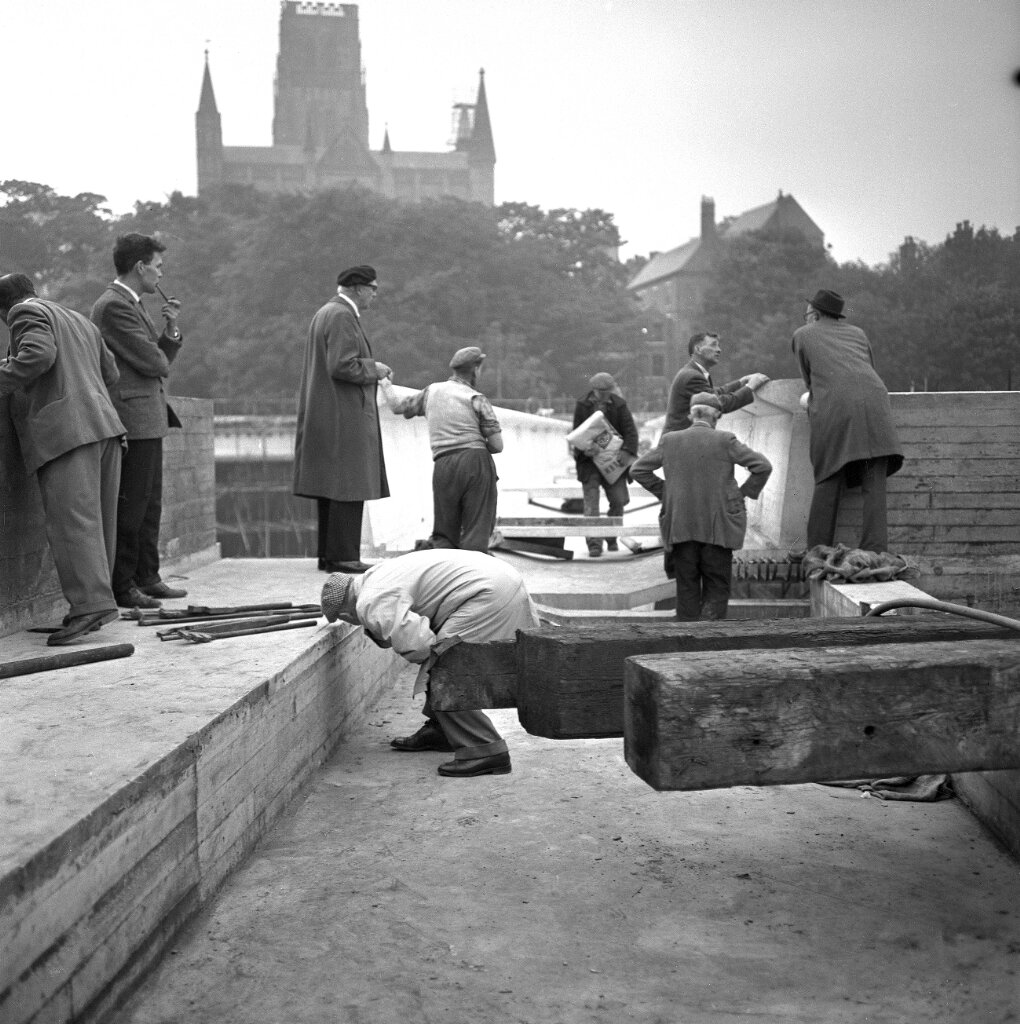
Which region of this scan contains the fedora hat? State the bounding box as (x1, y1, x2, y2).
(806, 289, 846, 319)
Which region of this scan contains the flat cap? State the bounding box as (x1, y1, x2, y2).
(337, 265, 377, 287)
(589, 372, 616, 390)
(450, 346, 486, 369)
(690, 391, 723, 411)
(321, 573, 357, 623)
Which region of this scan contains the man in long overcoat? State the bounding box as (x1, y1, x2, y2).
(792, 289, 903, 552)
(632, 392, 771, 620)
(1, 274, 125, 644)
(293, 265, 392, 573)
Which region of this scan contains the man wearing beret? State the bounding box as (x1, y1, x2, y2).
(792, 289, 903, 552)
(631, 392, 771, 620)
(321, 549, 539, 777)
(293, 265, 392, 573)
(664, 332, 769, 434)
(381, 345, 502, 551)
(571, 372, 638, 558)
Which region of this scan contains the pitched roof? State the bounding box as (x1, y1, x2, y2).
(626, 237, 702, 290)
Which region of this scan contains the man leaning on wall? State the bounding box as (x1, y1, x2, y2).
(0, 273, 125, 645)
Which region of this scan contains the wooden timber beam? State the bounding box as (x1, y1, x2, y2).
(624, 639, 1020, 791)
(428, 617, 1019, 739)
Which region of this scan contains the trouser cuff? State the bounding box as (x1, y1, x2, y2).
(454, 738, 509, 760)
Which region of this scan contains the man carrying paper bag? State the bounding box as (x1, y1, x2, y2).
(568, 373, 638, 558)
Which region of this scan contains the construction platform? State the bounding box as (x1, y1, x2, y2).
(2, 555, 1018, 1024)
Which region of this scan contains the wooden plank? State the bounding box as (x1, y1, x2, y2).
(493, 538, 573, 559)
(427, 618, 1020, 740)
(810, 579, 929, 618)
(497, 516, 623, 527)
(428, 639, 519, 709)
(624, 639, 1020, 791)
(886, 493, 1019, 511)
(890, 475, 1020, 494)
(498, 524, 661, 538)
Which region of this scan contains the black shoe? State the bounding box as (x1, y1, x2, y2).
(390, 723, 455, 752)
(324, 560, 372, 574)
(47, 609, 118, 647)
(317, 558, 327, 571)
(139, 581, 188, 599)
(116, 586, 162, 609)
(437, 753, 512, 778)
(606, 539, 619, 552)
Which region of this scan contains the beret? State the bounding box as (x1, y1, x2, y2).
(337, 265, 377, 287)
(450, 346, 486, 369)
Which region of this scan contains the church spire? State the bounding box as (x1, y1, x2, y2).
(381, 125, 392, 154)
(198, 49, 219, 114)
(468, 68, 496, 164)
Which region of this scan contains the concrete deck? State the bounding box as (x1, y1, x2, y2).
(3, 555, 1019, 1024)
(109, 664, 1020, 1024)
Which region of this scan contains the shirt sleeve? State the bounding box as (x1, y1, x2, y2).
(357, 589, 437, 664)
(0, 304, 57, 396)
(630, 446, 665, 499)
(390, 386, 429, 419)
(471, 393, 502, 438)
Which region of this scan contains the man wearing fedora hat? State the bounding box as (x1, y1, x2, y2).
(793, 289, 904, 553)
(381, 345, 502, 551)
(293, 265, 393, 573)
(631, 391, 771, 620)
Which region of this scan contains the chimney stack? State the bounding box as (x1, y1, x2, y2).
(701, 196, 716, 245)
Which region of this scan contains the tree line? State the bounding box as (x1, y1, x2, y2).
(1, 179, 1016, 412)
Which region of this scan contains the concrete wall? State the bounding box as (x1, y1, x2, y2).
(214, 390, 574, 556)
(0, 397, 219, 637)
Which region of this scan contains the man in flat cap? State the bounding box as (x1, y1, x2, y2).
(631, 392, 771, 620)
(792, 289, 903, 552)
(294, 265, 392, 572)
(571, 372, 638, 558)
(380, 345, 502, 551)
(664, 332, 770, 434)
(321, 548, 539, 777)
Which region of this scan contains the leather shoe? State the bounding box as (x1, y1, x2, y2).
(117, 586, 162, 609)
(139, 581, 188, 599)
(47, 609, 118, 647)
(390, 723, 454, 753)
(324, 560, 372, 574)
(438, 753, 512, 778)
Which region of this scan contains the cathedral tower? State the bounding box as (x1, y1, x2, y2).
(272, 2, 370, 152)
(195, 52, 223, 192)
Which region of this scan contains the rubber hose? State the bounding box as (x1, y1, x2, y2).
(865, 597, 1020, 632)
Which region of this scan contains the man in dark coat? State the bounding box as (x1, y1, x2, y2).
(792, 289, 904, 552)
(572, 372, 638, 558)
(91, 233, 185, 610)
(293, 265, 392, 573)
(664, 332, 769, 433)
(632, 392, 771, 621)
(1, 274, 125, 645)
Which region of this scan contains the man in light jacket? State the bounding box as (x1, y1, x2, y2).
(1, 274, 125, 645)
(631, 392, 771, 620)
(321, 548, 539, 778)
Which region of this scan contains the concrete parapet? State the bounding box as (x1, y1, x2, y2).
(0, 559, 406, 1024)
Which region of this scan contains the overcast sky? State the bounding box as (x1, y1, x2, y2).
(5, 0, 1018, 266)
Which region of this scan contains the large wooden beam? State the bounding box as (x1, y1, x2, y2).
(428, 618, 1019, 738)
(624, 639, 1020, 791)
